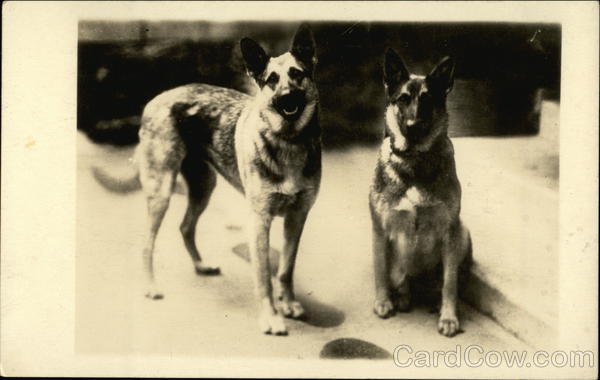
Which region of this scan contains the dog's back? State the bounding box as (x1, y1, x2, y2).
(138, 83, 250, 193)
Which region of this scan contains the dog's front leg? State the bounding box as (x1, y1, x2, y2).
(438, 235, 461, 337)
(276, 206, 309, 319)
(373, 221, 394, 318)
(248, 210, 287, 335)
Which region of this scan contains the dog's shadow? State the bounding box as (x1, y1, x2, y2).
(232, 243, 345, 328)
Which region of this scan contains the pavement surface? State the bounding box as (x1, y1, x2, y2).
(76, 123, 542, 359)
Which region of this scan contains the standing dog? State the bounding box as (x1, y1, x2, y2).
(136, 25, 320, 335)
(369, 48, 471, 337)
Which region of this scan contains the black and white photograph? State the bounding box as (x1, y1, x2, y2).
(1, 2, 598, 378)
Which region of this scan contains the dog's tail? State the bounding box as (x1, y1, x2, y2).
(91, 165, 141, 193)
(92, 163, 187, 195)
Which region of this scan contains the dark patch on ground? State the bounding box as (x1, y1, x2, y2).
(320, 337, 392, 360)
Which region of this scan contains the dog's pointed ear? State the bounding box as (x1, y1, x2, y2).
(291, 24, 317, 74)
(240, 37, 269, 81)
(383, 48, 409, 96)
(427, 56, 455, 95)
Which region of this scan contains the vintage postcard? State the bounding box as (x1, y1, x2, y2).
(1, 1, 598, 378)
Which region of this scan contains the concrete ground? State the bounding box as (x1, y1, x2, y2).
(76, 112, 560, 360)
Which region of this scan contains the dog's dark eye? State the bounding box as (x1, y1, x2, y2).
(289, 67, 305, 81)
(266, 72, 279, 86)
(397, 93, 411, 104)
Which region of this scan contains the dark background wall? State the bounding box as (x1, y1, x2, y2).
(78, 21, 560, 149)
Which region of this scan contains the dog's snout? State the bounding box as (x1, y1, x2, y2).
(273, 90, 306, 121)
(278, 87, 292, 96)
(278, 90, 303, 105)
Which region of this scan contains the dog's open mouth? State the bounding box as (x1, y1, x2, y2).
(282, 105, 299, 116)
(274, 91, 306, 121)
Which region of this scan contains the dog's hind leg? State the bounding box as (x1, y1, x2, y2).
(140, 167, 178, 300)
(179, 156, 221, 275)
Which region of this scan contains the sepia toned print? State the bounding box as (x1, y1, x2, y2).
(77, 18, 559, 356)
(2, 2, 598, 378)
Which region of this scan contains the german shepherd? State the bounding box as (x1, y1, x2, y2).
(369, 48, 471, 337)
(133, 25, 320, 335)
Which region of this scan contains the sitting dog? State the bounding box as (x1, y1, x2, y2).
(369, 48, 472, 337)
(136, 25, 321, 335)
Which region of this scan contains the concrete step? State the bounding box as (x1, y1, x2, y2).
(455, 101, 559, 349)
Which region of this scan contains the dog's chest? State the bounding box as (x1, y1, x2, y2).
(371, 156, 451, 235)
(277, 168, 306, 194)
(377, 185, 443, 223)
(266, 154, 313, 212)
(374, 186, 450, 273)
(250, 177, 311, 216)
(235, 112, 319, 214)
(393, 186, 430, 212)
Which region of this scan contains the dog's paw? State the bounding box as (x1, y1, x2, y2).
(194, 262, 221, 276)
(437, 317, 461, 337)
(259, 310, 288, 336)
(278, 300, 306, 319)
(373, 299, 395, 319)
(394, 293, 412, 312)
(145, 288, 164, 300)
